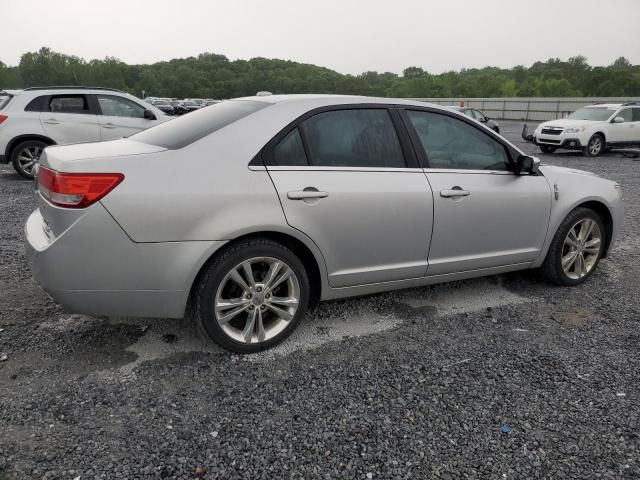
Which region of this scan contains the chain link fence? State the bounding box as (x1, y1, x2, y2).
(409, 97, 640, 121)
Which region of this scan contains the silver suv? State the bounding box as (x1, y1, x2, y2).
(0, 86, 168, 178)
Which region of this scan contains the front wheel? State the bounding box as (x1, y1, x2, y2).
(539, 145, 556, 154)
(542, 208, 605, 286)
(194, 238, 310, 353)
(583, 134, 604, 157)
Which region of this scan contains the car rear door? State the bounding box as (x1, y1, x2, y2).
(401, 108, 551, 275)
(608, 108, 634, 144)
(264, 106, 434, 288)
(95, 94, 158, 140)
(39, 94, 101, 144)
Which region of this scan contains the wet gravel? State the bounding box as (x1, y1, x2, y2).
(1, 122, 639, 479)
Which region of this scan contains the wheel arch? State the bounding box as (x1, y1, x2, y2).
(186, 230, 327, 316)
(575, 200, 614, 258)
(6, 134, 56, 159)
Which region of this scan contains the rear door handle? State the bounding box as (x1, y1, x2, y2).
(43, 118, 59, 125)
(287, 190, 329, 200)
(440, 188, 470, 198)
(101, 123, 117, 129)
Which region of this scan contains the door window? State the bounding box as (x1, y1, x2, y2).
(299, 109, 405, 168)
(633, 108, 640, 122)
(616, 108, 633, 122)
(48, 95, 90, 114)
(472, 110, 486, 121)
(97, 94, 146, 118)
(406, 110, 508, 170)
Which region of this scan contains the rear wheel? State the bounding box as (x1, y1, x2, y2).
(583, 134, 604, 157)
(539, 145, 556, 154)
(11, 139, 46, 179)
(542, 208, 605, 286)
(194, 238, 310, 353)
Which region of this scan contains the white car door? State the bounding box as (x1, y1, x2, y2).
(39, 94, 101, 144)
(95, 94, 160, 140)
(402, 108, 552, 276)
(607, 107, 635, 144)
(265, 107, 434, 288)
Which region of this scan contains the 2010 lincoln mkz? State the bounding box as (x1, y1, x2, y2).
(25, 95, 624, 353)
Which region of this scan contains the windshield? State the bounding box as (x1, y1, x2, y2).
(0, 93, 13, 111)
(130, 100, 269, 149)
(567, 107, 616, 121)
(183, 101, 196, 106)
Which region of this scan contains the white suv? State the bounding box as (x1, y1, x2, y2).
(532, 103, 640, 157)
(0, 87, 169, 178)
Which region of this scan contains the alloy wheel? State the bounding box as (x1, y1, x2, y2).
(16, 145, 43, 176)
(588, 137, 603, 156)
(214, 256, 300, 344)
(561, 218, 602, 279)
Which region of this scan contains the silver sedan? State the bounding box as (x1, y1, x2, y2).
(26, 95, 624, 353)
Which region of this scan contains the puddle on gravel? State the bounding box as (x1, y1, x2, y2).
(110, 277, 534, 368)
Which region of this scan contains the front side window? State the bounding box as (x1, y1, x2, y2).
(48, 95, 90, 114)
(98, 95, 146, 118)
(633, 108, 640, 122)
(299, 109, 405, 168)
(406, 110, 509, 170)
(472, 110, 486, 122)
(616, 108, 633, 123)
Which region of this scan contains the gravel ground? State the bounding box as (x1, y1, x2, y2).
(1, 122, 639, 479)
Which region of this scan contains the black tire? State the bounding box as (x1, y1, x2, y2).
(539, 145, 556, 154)
(11, 139, 47, 179)
(194, 238, 310, 353)
(542, 207, 605, 286)
(583, 134, 604, 157)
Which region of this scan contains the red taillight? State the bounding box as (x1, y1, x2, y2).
(0, 115, 7, 125)
(38, 167, 124, 209)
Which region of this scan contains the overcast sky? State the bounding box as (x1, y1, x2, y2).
(2, 0, 639, 74)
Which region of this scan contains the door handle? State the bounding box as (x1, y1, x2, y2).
(101, 123, 117, 129)
(440, 188, 470, 198)
(43, 118, 59, 125)
(287, 190, 329, 200)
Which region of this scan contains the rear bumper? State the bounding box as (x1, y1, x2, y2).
(25, 204, 226, 318)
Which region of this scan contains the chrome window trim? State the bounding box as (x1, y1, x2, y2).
(260, 166, 424, 173)
(423, 168, 514, 175)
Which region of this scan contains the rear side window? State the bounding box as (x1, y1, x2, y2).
(272, 128, 307, 166)
(300, 109, 405, 168)
(48, 95, 90, 114)
(130, 100, 269, 149)
(25, 95, 47, 112)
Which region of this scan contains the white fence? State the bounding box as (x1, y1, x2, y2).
(409, 97, 640, 121)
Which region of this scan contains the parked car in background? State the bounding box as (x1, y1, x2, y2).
(205, 100, 222, 106)
(151, 100, 175, 115)
(529, 103, 640, 157)
(176, 100, 200, 114)
(0, 87, 169, 178)
(26, 95, 623, 353)
(448, 106, 500, 133)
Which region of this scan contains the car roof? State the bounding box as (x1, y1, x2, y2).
(234, 93, 442, 109)
(586, 104, 622, 108)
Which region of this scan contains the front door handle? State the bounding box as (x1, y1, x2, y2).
(287, 189, 329, 200)
(101, 123, 117, 129)
(43, 118, 59, 125)
(440, 188, 470, 198)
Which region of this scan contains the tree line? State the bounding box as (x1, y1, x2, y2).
(1, 47, 639, 99)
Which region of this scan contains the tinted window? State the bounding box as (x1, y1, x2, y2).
(617, 108, 632, 122)
(130, 100, 269, 149)
(406, 110, 508, 170)
(300, 109, 405, 168)
(25, 95, 46, 112)
(271, 128, 307, 166)
(633, 108, 640, 122)
(473, 110, 486, 121)
(97, 94, 146, 118)
(48, 95, 90, 114)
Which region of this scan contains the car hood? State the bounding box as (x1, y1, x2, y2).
(537, 118, 603, 129)
(40, 139, 166, 171)
(538, 164, 599, 178)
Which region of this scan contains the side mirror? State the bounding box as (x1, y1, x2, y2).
(612, 116, 625, 124)
(515, 155, 540, 175)
(143, 109, 156, 120)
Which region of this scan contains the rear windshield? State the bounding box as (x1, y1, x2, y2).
(130, 100, 269, 149)
(0, 93, 13, 111)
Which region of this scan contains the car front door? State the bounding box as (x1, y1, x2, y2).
(39, 94, 101, 145)
(264, 107, 434, 288)
(402, 108, 552, 276)
(608, 108, 635, 144)
(95, 94, 158, 140)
